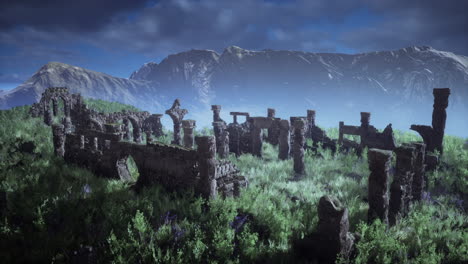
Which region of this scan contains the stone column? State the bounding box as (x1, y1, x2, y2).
(211, 105, 223, 122)
(52, 124, 65, 157)
(182, 119, 196, 149)
(123, 119, 132, 141)
(411, 88, 451, 154)
(145, 131, 153, 144)
(133, 125, 142, 144)
(266, 108, 278, 145)
(411, 143, 426, 201)
(44, 105, 53, 126)
(165, 99, 188, 145)
(293, 119, 306, 176)
(196, 136, 217, 199)
(389, 146, 416, 226)
(306, 110, 316, 138)
(360, 112, 371, 147)
(360, 112, 370, 129)
(62, 116, 72, 134)
(368, 148, 393, 225)
(153, 114, 164, 138)
(51, 99, 59, 116)
(267, 108, 275, 118)
(213, 121, 226, 154)
(278, 120, 290, 160)
(315, 196, 354, 263)
(432, 88, 450, 154)
(219, 130, 230, 159)
(251, 125, 263, 157)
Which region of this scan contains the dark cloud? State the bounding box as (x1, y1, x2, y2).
(0, 0, 466, 82)
(0, 0, 148, 32)
(341, 0, 468, 55)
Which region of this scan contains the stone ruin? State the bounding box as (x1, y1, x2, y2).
(165, 99, 188, 145)
(33, 88, 247, 198)
(339, 112, 396, 152)
(294, 195, 355, 263)
(292, 119, 306, 176)
(306, 110, 337, 152)
(411, 88, 450, 154)
(389, 145, 416, 226)
(411, 88, 451, 172)
(367, 148, 393, 226)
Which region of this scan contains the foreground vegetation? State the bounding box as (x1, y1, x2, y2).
(0, 101, 467, 263)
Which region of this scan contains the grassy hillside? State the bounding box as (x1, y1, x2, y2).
(0, 101, 467, 263)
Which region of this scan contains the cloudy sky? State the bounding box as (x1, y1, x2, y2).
(1, 0, 467, 90)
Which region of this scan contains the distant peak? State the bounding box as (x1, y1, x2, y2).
(42, 61, 69, 68)
(402, 46, 434, 52)
(224, 46, 247, 53)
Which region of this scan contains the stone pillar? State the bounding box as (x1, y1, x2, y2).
(62, 116, 72, 134)
(153, 114, 164, 138)
(367, 148, 393, 225)
(306, 110, 315, 138)
(44, 105, 53, 126)
(315, 196, 354, 263)
(123, 119, 132, 141)
(432, 88, 450, 154)
(165, 99, 188, 145)
(219, 130, 230, 159)
(307, 110, 316, 127)
(267, 108, 275, 118)
(266, 108, 278, 146)
(360, 112, 371, 148)
(360, 112, 370, 129)
(133, 125, 142, 144)
(278, 120, 290, 160)
(251, 124, 263, 157)
(211, 105, 223, 122)
(145, 131, 153, 144)
(196, 136, 217, 199)
(389, 145, 416, 226)
(411, 143, 426, 201)
(52, 99, 59, 116)
(52, 124, 65, 157)
(293, 119, 306, 176)
(63, 100, 71, 118)
(213, 121, 226, 154)
(182, 119, 196, 149)
(411, 88, 451, 154)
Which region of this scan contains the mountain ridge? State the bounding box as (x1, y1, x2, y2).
(1, 46, 467, 136)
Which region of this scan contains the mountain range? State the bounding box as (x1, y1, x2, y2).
(1, 46, 467, 137)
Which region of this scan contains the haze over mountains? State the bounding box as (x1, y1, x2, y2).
(1, 46, 467, 137)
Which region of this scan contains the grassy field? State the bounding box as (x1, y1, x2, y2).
(0, 100, 467, 263)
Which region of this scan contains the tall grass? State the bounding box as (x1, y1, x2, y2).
(0, 102, 466, 263)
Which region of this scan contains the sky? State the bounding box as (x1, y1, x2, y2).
(0, 0, 467, 90)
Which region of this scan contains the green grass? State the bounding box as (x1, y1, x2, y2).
(84, 98, 141, 113)
(0, 103, 467, 263)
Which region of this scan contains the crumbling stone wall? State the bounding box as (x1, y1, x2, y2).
(306, 110, 337, 152)
(294, 196, 354, 264)
(339, 112, 396, 151)
(389, 145, 416, 226)
(165, 99, 188, 145)
(411, 88, 451, 154)
(368, 148, 393, 225)
(226, 112, 251, 156)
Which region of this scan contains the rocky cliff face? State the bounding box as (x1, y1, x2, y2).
(0, 62, 165, 111)
(2, 46, 467, 136)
